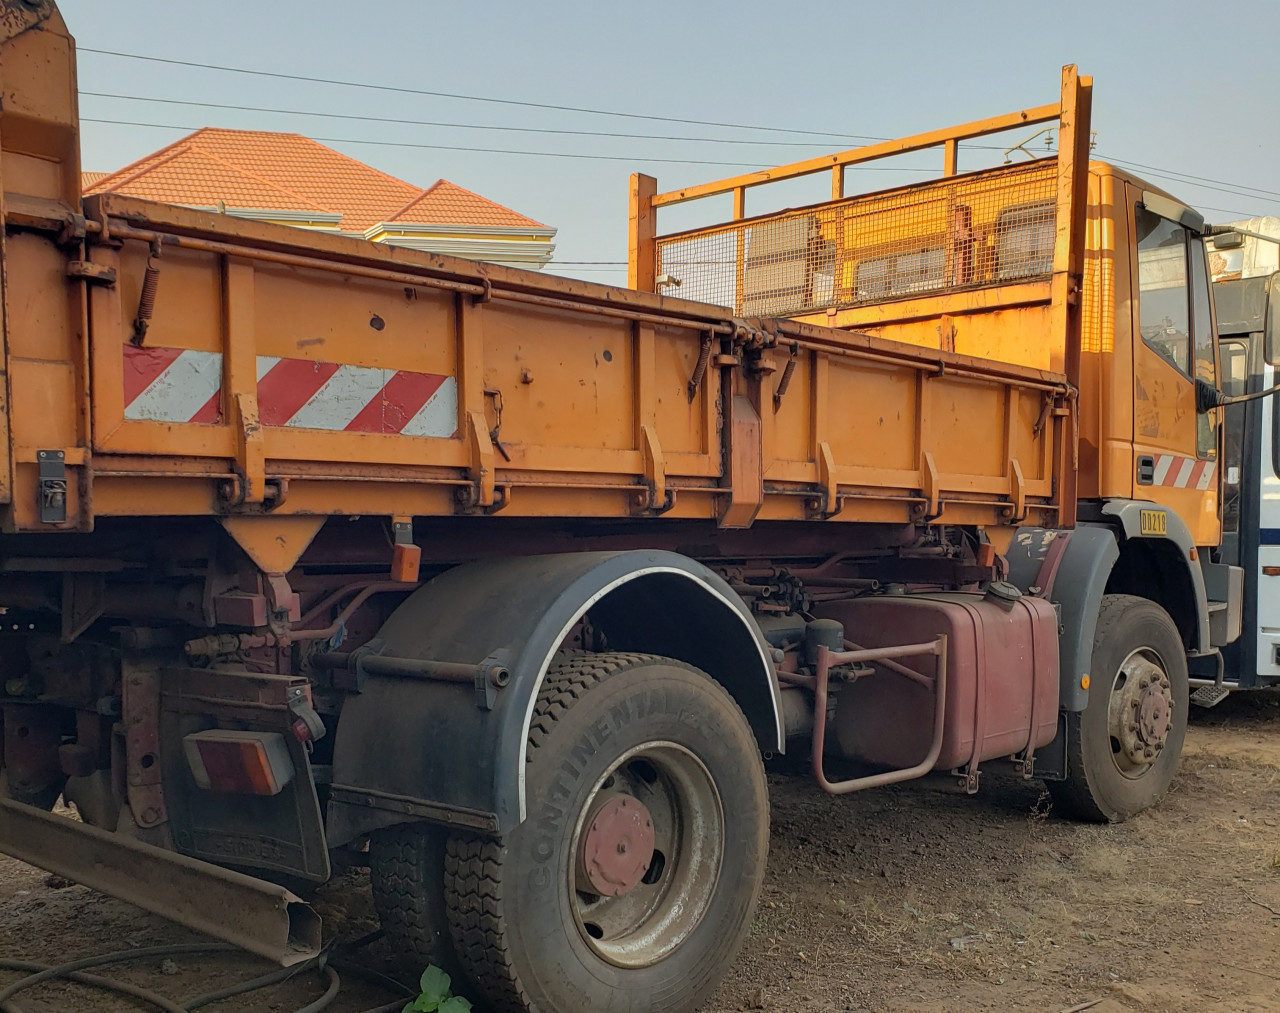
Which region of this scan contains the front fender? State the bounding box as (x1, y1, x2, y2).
(327, 550, 778, 843)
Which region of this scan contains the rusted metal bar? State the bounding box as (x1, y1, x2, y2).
(843, 638, 933, 687)
(0, 797, 321, 966)
(109, 224, 735, 336)
(311, 650, 508, 686)
(109, 224, 487, 297)
(288, 580, 410, 643)
(776, 333, 1070, 394)
(775, 669, 817, 689)
(495, 287, 733, 334)
(810, 636, 948, 795)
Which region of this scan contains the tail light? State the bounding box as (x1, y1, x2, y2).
(183, 730, 295, 796)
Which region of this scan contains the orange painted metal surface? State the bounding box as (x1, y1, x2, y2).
(632, 67, 1221, 549)
(1, 9, 1085, 571)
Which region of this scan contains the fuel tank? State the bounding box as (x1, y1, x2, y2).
(815, 588, 1059, 771)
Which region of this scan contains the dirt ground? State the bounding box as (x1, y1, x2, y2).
(2, 692, 1279, 1013)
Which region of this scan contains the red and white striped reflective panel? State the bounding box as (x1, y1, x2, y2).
(122, 345, 457, 437)
(1151, 454, 1217, 490)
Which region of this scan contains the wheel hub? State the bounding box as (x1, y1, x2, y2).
(576, 794, 655, 898)
(1111, 653, 1173, 767)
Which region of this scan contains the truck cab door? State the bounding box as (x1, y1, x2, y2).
(1128, 186, 1221, 547)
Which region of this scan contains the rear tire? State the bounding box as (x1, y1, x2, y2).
(369, 822, 459, 975)
(445, 652, 768, 1013)
(1049, 594, 1188, 822)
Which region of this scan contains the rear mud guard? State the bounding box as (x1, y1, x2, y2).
(327, 549, 780, 843)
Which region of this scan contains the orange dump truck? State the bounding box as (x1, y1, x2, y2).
(0, 3, 1245, 1010)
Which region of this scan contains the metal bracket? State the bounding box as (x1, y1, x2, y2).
(61, 572, 106, 643)
(122, 660, 167, 829)
(37, 450, 67, 525)
(1011, 751, 1036, 779)
(314, 641, 511, 711)
(65, 260, 116, 285)
(637, 424, 674, 514)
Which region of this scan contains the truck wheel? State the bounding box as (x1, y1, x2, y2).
(369, 822, 459, 974)
(1049, 594, 1188, 822)
(445, 652, 768, 1013)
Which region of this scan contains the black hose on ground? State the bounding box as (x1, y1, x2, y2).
(0, 943, 234, 1010)
(0, 957, 190, 1013)
(0, 940, 372, 1013)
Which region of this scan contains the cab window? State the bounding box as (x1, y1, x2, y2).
(1135, 206, 1191, 375)
(1189, 238, 1218, 459)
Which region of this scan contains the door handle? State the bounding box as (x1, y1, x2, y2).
(1137, 455, 1155, 485)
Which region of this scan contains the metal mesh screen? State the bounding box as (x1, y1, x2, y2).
(656, 159, 1058, 317)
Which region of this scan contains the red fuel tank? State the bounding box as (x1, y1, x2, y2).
(815, 589, 1059, 772)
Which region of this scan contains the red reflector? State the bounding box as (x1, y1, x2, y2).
(184, 730, 295, 796)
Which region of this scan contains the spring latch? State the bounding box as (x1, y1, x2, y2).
(130, 240, 163, 346)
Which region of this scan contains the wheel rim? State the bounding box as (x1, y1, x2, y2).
(568, 741, 724, 968)
(1106, 647, 1175, 778)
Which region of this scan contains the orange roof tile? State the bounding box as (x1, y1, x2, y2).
(386, 179, 547, 230)
(85, 128, 547, 233)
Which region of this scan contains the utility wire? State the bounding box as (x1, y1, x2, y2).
(78, 47, 881, 143)
(80, 91, 867, 149)
(80, 117, 942, 172)
(1100, 155, 1280, 203)
(1097, 152, 1280, 208)
(80, 119, 765, 168)
(83, 114, 1279, 208)
(75, 53, 1278, 211)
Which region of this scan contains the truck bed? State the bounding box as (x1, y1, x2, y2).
(7, 192, 1070, 551)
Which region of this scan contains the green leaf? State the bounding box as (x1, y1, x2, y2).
(439, 997, 473, 1013)
(418, 965, 452, 1004)
(408, 997, 439, 1012)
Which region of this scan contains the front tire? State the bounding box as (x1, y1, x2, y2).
(1049, 594, 1188, 822)
(445, 652, 768, 1013)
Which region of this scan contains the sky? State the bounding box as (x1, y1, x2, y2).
(60, 0, 1280, 288)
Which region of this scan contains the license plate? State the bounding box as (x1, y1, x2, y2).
(1140, 509, 1167, 536)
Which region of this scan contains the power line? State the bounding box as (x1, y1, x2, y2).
(78, 47, 881, 144)
(1097, 152, 1280, 208)
(74, 52, 1279, 214)
(79, 117, 942, 173)
(1100, 155, 1280, 203)
(80, 119, 762, 168)
(80, 92, 868, 150)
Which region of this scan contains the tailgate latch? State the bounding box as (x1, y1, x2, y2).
(37, 450, 67, 524)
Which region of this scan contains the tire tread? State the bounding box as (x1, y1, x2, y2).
(1048, 593, 1185, 822)
(445, 651, 670, 1013)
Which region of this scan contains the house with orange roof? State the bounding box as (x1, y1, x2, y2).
(84, 128, 556, 270)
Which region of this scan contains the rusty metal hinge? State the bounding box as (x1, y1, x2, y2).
(66, 260, 117, 285)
